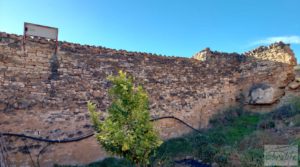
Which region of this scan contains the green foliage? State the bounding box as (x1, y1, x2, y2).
(88, 71, 162, 166)
(152, 137, 195, 166)
(222, 115, 260, 144)
(240, 148, 264, 167)
(208, 111, 260, 145)
(258, 119, 275, 129)
(87, 101, 101, 130)
(209, 106, 244, 126)
(213, 146, 233, 167)
(151, 108, 261, 166)
(290, 96, 300, 112)
(291, 114, 300, 126)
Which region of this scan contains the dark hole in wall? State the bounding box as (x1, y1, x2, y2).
(237, 54, 246, 63)
(49, 84, 56, 97)
(48, 53, 59, 97)
(49, 53, 59, 80)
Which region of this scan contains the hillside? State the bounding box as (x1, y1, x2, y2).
(57, 98, 300, 167)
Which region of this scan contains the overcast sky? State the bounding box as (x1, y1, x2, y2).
(0, 0, 299, 62)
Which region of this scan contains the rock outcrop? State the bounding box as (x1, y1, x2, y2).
(247, 84, 285, 104)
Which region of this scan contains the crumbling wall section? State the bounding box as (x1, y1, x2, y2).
(0, 32, 296, 166)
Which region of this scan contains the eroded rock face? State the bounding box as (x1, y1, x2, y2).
(192, 47, 212, 61)
(247, 84, 285, 104)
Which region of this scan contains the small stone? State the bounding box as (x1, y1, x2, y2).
(0, 102, 7, 111)
(289, 81, 300, 90)
(212, 162, 219, 167)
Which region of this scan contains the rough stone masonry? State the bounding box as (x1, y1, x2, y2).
(0, 32, 297, 166)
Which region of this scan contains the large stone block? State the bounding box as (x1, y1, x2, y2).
(289, 81, 300, 90)
(247, 84, 285, 105)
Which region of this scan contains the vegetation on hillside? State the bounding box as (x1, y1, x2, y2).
(150, 98, 300, 167)
(58, 96, 300, 167)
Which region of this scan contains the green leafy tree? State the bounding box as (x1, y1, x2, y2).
(88, 71, 162, 166)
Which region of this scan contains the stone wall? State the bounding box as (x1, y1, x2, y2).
(0, 32, 296, 166)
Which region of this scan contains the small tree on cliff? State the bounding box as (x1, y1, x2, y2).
(88, 71, 162, 166)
